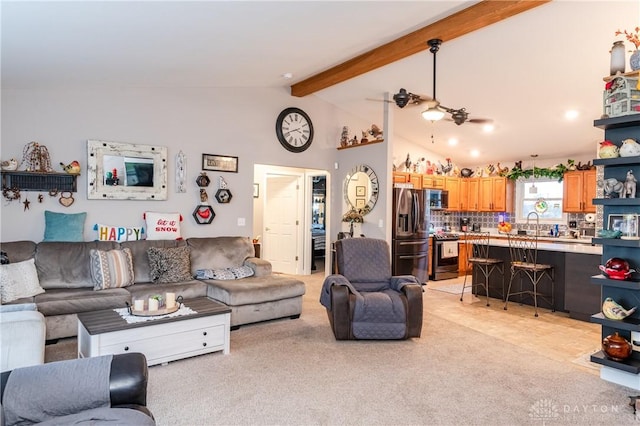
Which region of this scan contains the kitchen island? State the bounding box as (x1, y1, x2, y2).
(470, 236, 602, 322)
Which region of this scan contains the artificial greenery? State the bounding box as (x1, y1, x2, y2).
(504, 160, 573, 182)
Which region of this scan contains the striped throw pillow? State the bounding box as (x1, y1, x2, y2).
(90, 248, 135, 290)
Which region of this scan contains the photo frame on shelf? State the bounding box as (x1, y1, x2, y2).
(202, 154, 238, 173)
(608, 213, 640, 240)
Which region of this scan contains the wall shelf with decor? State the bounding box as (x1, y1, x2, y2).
(337, 139, 384, 150)
(589, 112, 640, 389)
(1, 171, 77, 192)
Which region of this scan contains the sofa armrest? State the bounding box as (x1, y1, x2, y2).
(329, 285, 352, 340)
(244, 257, 272, 277)
(109, 352, 149, 408)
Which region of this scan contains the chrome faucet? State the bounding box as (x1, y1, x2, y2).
(526, 211, 540, 235)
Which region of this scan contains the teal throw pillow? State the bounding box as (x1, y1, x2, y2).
(43, 210, 87, 242)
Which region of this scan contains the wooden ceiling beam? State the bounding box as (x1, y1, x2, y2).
(290, 0, 550, 97)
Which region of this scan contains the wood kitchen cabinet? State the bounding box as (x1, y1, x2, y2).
(458, 240, 470, 275)
(460, 178, 479, 211)
(444, 177, 461, 211)
(479, 176, 513, 212)
(393, 172, 422, 189)
(563, 169, 596, 213)
(393, 172, 409, 184)
(422, 175, 445, 189)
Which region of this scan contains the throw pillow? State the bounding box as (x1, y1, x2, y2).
(94, 224, 145, 242)
(144, 212, 182, 240)
(43, 210, 86, 242)
(195, 265, 254, 280)
(89, 248, 135, 290)
(0, 258, 45, 303)
(147, 246, 192, 283)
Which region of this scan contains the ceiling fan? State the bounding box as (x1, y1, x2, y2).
(371, 39, 492, 126)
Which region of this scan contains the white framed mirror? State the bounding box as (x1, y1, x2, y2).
(87, 140, 168, 200)
(343, 164, 379, 214)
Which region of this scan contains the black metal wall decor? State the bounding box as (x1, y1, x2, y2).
(193, 205, 215, 225)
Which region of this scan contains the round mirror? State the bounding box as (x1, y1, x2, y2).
(343, 164, 379, 215)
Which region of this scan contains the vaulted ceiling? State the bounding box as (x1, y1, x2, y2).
(2, 1, 639, 166)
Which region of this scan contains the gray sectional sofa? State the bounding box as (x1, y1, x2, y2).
(1, 236, 306, 340)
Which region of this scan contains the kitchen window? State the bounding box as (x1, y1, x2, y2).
(514, 178, 566, 224)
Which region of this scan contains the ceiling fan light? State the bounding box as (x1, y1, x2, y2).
(422, 107, 445, 121)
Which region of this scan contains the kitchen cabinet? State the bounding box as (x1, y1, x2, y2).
(460, 178, 479, 211)
(563, 169, 596, 213)
(458, 240, 469, 275)
(428, 238, 433, 277)
(478, 176, 513, 212)
(444, 177, 461, 211)
(393, 172, 409, 184)
(589, 114, 640, 390)
(422, 175, 445, 189)
(392, 172, 422, 189)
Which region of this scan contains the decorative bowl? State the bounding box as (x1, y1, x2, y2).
(599, 265, 634, 280)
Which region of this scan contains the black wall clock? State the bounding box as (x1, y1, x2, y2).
(275, 107, 314, 153)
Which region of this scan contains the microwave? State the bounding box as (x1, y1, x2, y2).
(427, 189, 448, 210)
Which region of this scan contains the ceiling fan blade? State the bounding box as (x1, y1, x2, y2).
(467, 118, 493, 124)
(366, 97, 394, 104)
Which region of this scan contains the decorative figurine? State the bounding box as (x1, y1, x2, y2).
(340, 126, 349, 147)
(599, 140, 620, 159)
(369, 124, 384, 141)
(602, 297, 637, 320)
(1, 159, 18, 171)
(620, 138, 640, 157)
(597, 177, 625, 198)
(22, 141, 53, 172)
(624, 170, 637, 198)
(360, 131, 369, 144)
(60, 160, 81, 174)
(496, 163, 509, 176)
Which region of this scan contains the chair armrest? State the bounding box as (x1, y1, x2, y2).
(401, 284, 423, 338)
(110, 353, 149, 408)
(329, 285, 352, 340)
(389, 275, 420, 291)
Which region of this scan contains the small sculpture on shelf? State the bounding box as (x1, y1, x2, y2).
(624, 170, 637, 198)
(369, 124, 384, 141)
(620, 138, 640, 157)
(340, 126, 349, 147)
(60, 160, 81, 175)
(602, 297, 637, 320)
(602, 332, 632, 361)
(1, 159, 18, 171)
(360, 131, 369, 144)
(597, 177, 625, 198)
(599, 140, 620, 159)
(22, 141, 54, 172)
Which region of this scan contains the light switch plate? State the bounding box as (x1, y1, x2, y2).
(237, 217, 246, 226)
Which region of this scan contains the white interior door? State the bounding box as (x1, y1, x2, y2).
(264, 174, 300, 274)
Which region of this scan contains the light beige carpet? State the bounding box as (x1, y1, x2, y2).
(46, 273, 639, 425)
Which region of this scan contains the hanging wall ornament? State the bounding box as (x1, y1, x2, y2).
(215, 176, 232, 204)
(196, 172, 211, 188)
(176, 151, 187, 193)
(38, 194, 44, 203)
(192, 205, 215, 225)
(59, 191, 75, 207)
(2, 186, 20, 202)
(23, 197, 30, 211)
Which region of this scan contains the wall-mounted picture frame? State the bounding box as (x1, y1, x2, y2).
(356, 186, 366, 197)
(193, 205, 216, 225)
(87, 140, 168, 201)
(253, 183, 259, 198)
(355, 198, 366, 208)
(202, 154, 238, 173)
(608, 213, 640, 240)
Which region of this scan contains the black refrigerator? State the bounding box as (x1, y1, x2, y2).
(392, 185, 429, 284)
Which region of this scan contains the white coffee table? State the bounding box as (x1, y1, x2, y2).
(77, 297, 231, 366)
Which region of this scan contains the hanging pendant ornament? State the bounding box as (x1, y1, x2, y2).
(175, 151, 187, 193)
(2, 186, 20, 201)
(48, 188, 59, 197)
(23, 197, 31, 211)
(59, 191, 75, 207)
(215, 176, 233, 204)
(38, 194, 44, 203)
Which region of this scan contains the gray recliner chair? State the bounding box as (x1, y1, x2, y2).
(320, 238, 423, 340)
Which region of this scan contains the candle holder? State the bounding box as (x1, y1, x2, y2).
(127, 295, 183, 317)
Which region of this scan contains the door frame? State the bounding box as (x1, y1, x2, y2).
(254, 164, 331, 275)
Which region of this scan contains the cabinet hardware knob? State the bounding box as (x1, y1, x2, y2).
(203, 331, 207, 336)
(203, 342, 207, 347)
(124, 346, 129, 351)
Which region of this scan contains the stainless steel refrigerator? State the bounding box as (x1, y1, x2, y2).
(392, 185, 429, 284)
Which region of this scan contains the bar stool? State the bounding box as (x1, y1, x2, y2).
(460, 231, 504, 306)
(503, 233, 554, 317)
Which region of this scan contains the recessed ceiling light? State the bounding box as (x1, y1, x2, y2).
(482, 123, 495, 133)
(565, 109, 579, 120)
(470, 149, 480, 157)
(282, 72, 293, 79)
(448, 138, 458, 146)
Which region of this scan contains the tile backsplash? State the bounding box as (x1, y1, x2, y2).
(430, 210, 587, 235)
